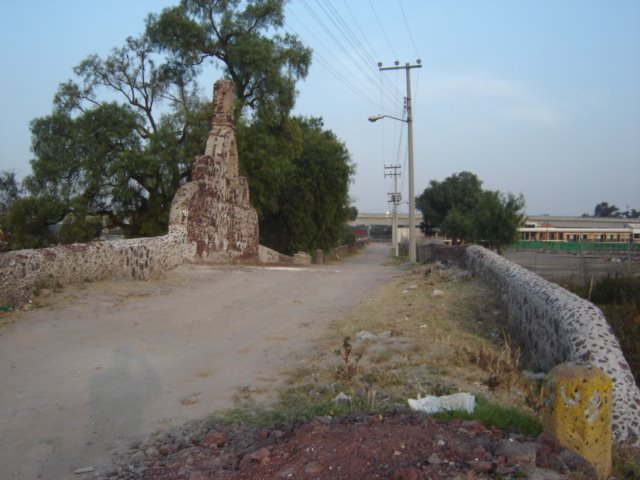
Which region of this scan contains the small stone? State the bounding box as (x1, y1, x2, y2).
(271, 429, 286, 439)
(392, 466, 420, 480)
(73, 466, 94, 474)
(523, 370, 547, 381)
(462, 420, 486, 435)
(558, 449, 598, 478)
(495, 440, 537, 466)
(436, 439, 446, 446)
(427, 453, 442, 465)
(494, 465, 516, 475)
(130, 451, 145, 463)
(471, 445, 487, 460)
(469, 460, 493, 473)
(525, 467, 567, 479)
(277, 467, 296, 478)
(367, 415, 383, 424)
(158, 444, 172, 456)
(432, 289, 445, 297)
(249, 447, 271, 464)
(144, 447, 160, 458)
(201, 432, 227, 448)
(304, 461, 323, 474)
(356, 330, 377, 341)
(333, 392, 351, 405)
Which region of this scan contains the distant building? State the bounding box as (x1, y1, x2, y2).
(520, 216, 640, 244)
(351, 213, 640, 246)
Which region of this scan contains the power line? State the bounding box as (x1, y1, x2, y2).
(312, 0, 398, 101)
(285, 9, 382, 107)
(294, 1, 399, 104)
(398, 0, 420, 60)
(368, 0, 398, 60)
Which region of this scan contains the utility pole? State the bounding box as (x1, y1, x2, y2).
(384, 164, 401, 257)
(378, 60, 422, 263)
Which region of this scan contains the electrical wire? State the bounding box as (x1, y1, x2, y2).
(284, 19, 380, 107)
(368, 0, 398, 61)
(398, 0, 420, 61)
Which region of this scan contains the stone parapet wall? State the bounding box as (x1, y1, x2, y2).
(258, 245, 292, 264)
(464, 245, 640, 446)
(0, 230, 192, 308)
(0, 79, 271, 309)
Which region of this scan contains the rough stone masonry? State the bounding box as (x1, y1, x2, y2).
(0, 80, 281, 309)
(465, 245, 640, 447)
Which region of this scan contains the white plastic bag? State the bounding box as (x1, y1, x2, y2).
(408, 392, 475, 414)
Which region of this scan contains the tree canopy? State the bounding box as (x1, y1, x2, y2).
(258, 117, 355, 254)
(416, 171, 525, 253)
(590, 202, 639, 219)
(3, 1, 354, 254)
(146, 0, 311, 121)
(0, 170, 19, 217)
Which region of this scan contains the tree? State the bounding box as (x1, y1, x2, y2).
(14, 1, 351, 254)
(236, 115, 302, 219)
(622, 209, 640, 219)
(0, 170, 20, 216)
(259, 117, 355, 254)
(471, 190, 525, 253)
(594, 202, 621, 218)
(416, 171, 483, 235)
(2, 197, 63, 250)
(20, 33, 210, 242)
(591, 202, 639, 219)
(146, 0, 311, 121)
(416, 171, 525, 253)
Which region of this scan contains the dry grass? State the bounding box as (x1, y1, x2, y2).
(283, 264, 540, 414)
(228, 261, 638, 476)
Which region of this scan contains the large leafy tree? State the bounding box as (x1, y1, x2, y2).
(236, 115, 302, 219)
(417, 171, 525, 253)
(471, 190, 526, 252)
(7, 34, 210, 244)
(7, 1, 352, 254)
(416, 171, 483, 235)
(146, 0, 311, 121)
(259, 117, 355, 254)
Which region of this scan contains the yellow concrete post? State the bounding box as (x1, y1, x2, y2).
(542, 362, 612, 479)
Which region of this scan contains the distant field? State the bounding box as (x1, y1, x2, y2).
(504, 249, 639, 281)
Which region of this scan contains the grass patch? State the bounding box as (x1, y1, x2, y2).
(209, 385, 397, 429)
(613, 445, 640, 480)
(431, 396, 542, 437)
(211, 387, 542, 439)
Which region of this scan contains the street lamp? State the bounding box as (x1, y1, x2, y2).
(369, 111, 417, 263)
(372, 61, 421, 263)
(368, 114, 406, 123)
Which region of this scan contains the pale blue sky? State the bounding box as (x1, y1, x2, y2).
(1, 0, 638, 216)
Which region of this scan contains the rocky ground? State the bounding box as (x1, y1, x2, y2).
(102, 411, 598, 479)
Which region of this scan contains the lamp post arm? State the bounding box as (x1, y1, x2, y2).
(368, 114, 407, 123)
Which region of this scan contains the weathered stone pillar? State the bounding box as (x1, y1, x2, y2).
(314, 249, 324, 265)
(542, 362, 612, 479)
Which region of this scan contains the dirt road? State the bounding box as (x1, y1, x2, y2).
(0, 243, 399, 479)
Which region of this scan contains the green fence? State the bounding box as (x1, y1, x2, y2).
(513, 240, 640, 253)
